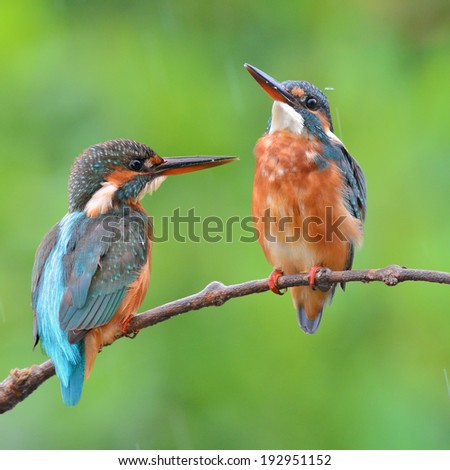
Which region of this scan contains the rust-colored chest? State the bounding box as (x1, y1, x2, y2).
(252, 130, 344, 224)
(252, 130, 361, 272)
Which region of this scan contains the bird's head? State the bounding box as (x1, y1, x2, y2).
(244, 63, 333, 140)
(68, 139, 236, 216)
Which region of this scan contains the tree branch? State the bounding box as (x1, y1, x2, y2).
(1, 265, 448, 414)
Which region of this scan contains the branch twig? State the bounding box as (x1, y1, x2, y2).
(1, 265, 448, 414)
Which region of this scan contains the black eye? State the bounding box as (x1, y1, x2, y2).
(305, 96, 319, 110)
(129, 159, 143, 171)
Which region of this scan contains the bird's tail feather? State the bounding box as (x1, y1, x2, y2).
(49, 341, 86, 407)
(60, 352, 85, 406)
(297, 307, 323, 334)
(291, 285, 336, 334)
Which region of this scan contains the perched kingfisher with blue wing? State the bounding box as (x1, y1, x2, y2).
(32, 139, 236, 406)
(245, 64, 367, 334)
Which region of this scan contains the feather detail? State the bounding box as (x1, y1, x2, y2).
(84, 182, 118, 217)
(140, 176, 167, 197)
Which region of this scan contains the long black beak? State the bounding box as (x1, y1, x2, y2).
(153, 155, 237, 176)
(244, 63, 296, 107)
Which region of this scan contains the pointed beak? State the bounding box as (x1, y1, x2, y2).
(153, 155, 237, 176)
(244, 63, 296, 107)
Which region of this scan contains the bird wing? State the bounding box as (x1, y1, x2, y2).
(337, 145, 367, 223)
(334, 145, 367, 279)
(32, 223, 59, 346)
(59, 211, 150, 342)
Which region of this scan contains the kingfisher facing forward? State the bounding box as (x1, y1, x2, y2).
(32, 139, 235, 405)
(245, 64, 366, 334)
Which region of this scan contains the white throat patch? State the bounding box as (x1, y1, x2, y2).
(269, 101, 305, 135)
(140, 176, 167, 198)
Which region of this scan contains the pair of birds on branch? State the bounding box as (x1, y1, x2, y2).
(32, 64, 367, 405)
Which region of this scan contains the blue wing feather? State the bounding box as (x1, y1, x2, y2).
(337, 145, 367, 223)
(32, 223, 59, 346)
(59, 210, 149, 340)
(334, 144, 366, 280)
(95, 289, 126, 325)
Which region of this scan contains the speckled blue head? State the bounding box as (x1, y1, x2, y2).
(68, 139, 160, 212)
(281, 80, 333, 132)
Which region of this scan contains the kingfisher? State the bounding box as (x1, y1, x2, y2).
(245, 64, 367, 334)
(32, 139, 236, 406)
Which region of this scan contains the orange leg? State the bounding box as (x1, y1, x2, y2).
(268, 268, 286, 295)
(121, 314, 140, 338)
(308, 265, 322, 288)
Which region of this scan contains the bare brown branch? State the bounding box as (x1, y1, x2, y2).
(1, 265, 448, 414)
(0, 360, 54, 414)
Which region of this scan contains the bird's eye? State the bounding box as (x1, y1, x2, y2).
(129, 159, 143, 171)
(305, 96, 319, 110)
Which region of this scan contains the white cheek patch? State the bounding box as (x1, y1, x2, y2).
(85, 182, 118, 217)
(141, 176, 167, 197)
(269, 101, 305, 135)
(85, 176, 168, 216)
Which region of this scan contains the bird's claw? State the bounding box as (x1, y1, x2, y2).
(121, 315, 140, 338)
(268, 269, 286, 295)
(308, 265, 321, 288)
(308, 265, 329, 291)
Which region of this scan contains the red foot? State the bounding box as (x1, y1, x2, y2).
(121, 315, 140, 338)
(308, 265, 321, 288)
(268, 269, 286, 295)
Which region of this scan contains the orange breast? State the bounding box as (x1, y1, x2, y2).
(252, 130, 362, 275)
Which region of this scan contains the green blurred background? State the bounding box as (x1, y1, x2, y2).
(0, 0, 449, 450)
